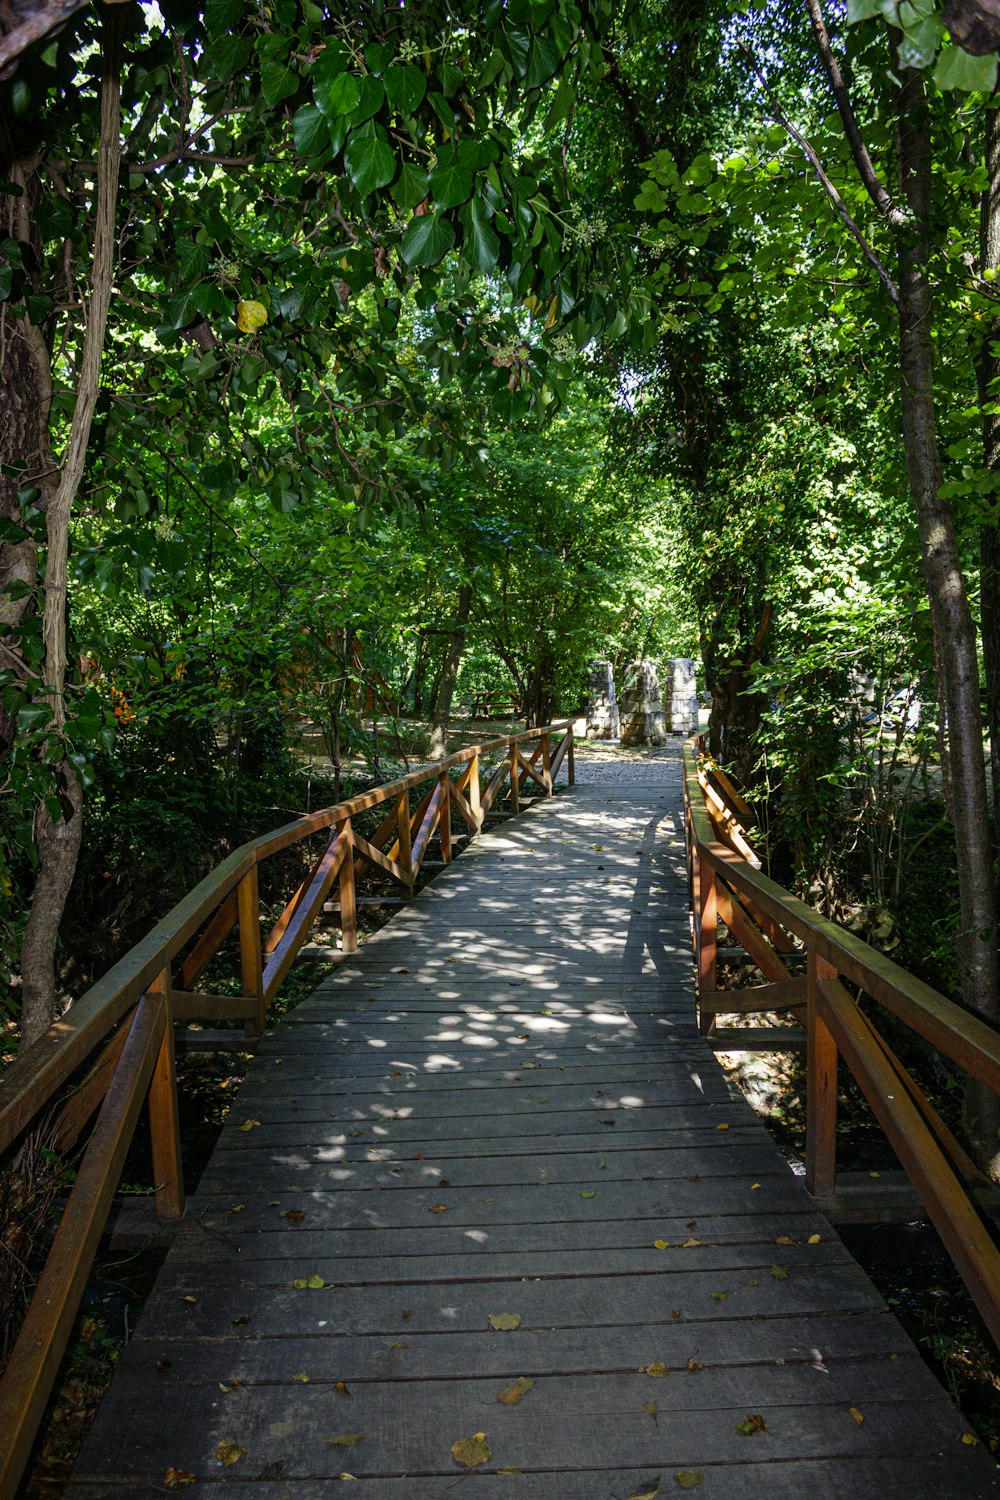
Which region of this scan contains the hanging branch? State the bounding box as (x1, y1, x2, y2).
(740, 42, 900, 306)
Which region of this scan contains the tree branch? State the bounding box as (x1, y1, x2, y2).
(804, 0, 910, 231)
(741, 43, 899, 306)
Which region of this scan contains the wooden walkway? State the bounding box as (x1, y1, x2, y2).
(67, 775, 997, 1497)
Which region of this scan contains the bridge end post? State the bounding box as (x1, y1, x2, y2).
(148, 973, 185, 1222)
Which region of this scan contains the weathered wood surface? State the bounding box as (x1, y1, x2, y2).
(67, 781, 996, 1497)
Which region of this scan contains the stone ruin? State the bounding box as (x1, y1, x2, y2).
(664, 656, 699, 735)
(585, 658, 619, 739)
(619, 659, 668, 746)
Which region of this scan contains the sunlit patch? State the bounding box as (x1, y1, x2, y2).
(315, 1145, 347, 1161)
(689, 1071, 704, 1093)
(463, 1033, 499, 1047)
(427, 1030, 463, 1042)
(617, 1095, 645, 1108)
(365, 1037, 388, 1048)
(423, 1054, 463, 1071)
(464, 1230, 488, 1244)
(587, 1010, 630, 1025)
(272, 1153, 311, 1169)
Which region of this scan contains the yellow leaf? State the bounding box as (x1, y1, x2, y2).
(716, 1122, 729, 1131)
(488, 1313, 521, 1330)
(228, 1204, 245, 1214)
(653, 1239, 669, 1250)
(236, 1119, 261, 1132)
(164, 1469, 197, 1490)
(681, 1238, 702, 1248)
(849, 1407, 864, 1427)
(498, 1466, 523, 1474)
(642, 1400, 658, 1418)
(451, 1432, 491, 1468)
(497, 1376, 535, 1405)
(293, 1273, 326, 1289)
(711, 1291, 727, 1301)
(808, 1233, 822, 1244)
(216, 1440, 246, 1466)
(750, 1182, 761, 1190)
(771, 1264, 789, 1280)
(236, 299, 268, 334)
(962, 1432, 980, 1445)
(429, 1203, 447, 1213)
(337, 1473, 357, 1481)
(643, 1362, 668, 1377)
(674, 1471, 704, 1489)
(292, 1372, 310, 1383)
(329, 1433, 366, 1448)
(775, 1235, 794, 1245)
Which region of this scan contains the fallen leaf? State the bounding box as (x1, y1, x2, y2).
(180, 1295, 197, 1305)
(236, 1120, 261, 1132)
(388, 1341, 406, 1350)
(716, 1122, 730, 1131)
(642, 1400, 658, 1418)
(770, 1264, 789, 1280)
(580, 1190, 596, 1199)
(438, 1177, 450, 1187)
(231, 1313, 250, 1327)
(336, 1473, 357, 1482)
(962, 1432, 980, 1445)
(292, 1273, 326, 1289)
(281, 1209, 305, 1224)
(681, 1238, 702, 1248)
(711, 1291, 727, 1301)
(600, 1116, 617, 1125)
(808, 1233, 822, 1244)
(625, 1480, 662, 1500)
(687, 1357, 703, 1371)
(228, 1204, 244, 1214)
(329, 1433, 366, 1448)
(497, 1376, 535, 1405)
(849, 1407, 864, 1427)
(334, 1381, 351, 1395)
(216, 1440, 246, 1466)
(498, 1465, 523, 1473)
(292, 1372, 310, 1383)
(164, 1468, 197, 1489)
(401, 1309, 412, 1320)
(643, 1362, 668, 1378)
(674, 1471, 704, 1489)
(451, 1432, 491, 1468)
(751, 1183, 761, 1190)
(653, 1239, 670, 1250)
(155, 1356, 173, 1373)
(775, 1235, 794, 1245)
(429, 1204, 447, 1213)
(489, 1313, 521, 1331)
(735, 1413, 767, 1436)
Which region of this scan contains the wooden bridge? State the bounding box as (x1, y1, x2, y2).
(1, 725, 999, 1496)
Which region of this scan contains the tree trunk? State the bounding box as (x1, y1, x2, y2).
(17, 17, 122, 1048)
(979, 103, 1000, 826)
(895, 68, 1000, 1168)
(429, 583, 472, 759)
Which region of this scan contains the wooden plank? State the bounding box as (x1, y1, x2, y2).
(170, 991, 258, 1021)
(261, 829, 349, 1002)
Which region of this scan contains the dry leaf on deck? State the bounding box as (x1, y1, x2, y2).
(292, 1273, 326, 1289)
(164, 1469, 197, 1490)
(653, 1239, 669, 1250)
(643, 1362, 668, 1377)
(488, 1313, 521, 1331)
(329, 1433, 366, 1448)
(451, 1432, 491, 1468)
(642, 1400, 658, 1418)
(674, 1471, 704, 1489)
(281, 1209, 305, 1224)
(236, 1120, 261, 1132)
(849, 1407, 865, 1427)
(687, 1357, 703, 1371)
(625, 1479, 661, 1500)
(292, 1372, 310, 1383)
(216, 1440, 246, 1466)
(735, 1413, 767, 1436)
(497, 1376, 535, 1405)
(429, 1204, 447, 1213)
(334, 1381, 351, 1395)
(770, 1264, 789, 1280)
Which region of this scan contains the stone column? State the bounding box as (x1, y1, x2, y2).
(665, 657, 699, 734)
(585, 659, 619, 739)
(619, 660, 668, 746)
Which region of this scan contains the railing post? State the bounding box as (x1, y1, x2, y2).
(697, 865, 717, 1037)
(468, 751, 483, 830)
(396, 788, 413, 892)
(146, 973, 185, 1221)
(508, 738, 520, 813)
(238, 864, 265, 1038)
(439, 773, 453, 862)
(541, 732, 552, 794)
(806, 950, 839, 1198)
(339, 818, 357, 953)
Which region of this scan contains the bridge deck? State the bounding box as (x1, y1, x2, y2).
(67, 774, 996, 1497)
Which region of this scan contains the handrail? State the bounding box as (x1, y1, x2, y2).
(0, 719, 574, 1495)
(683, 735, 1000, 1350)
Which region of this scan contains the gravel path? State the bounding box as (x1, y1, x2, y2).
(571, 735, 685, 785)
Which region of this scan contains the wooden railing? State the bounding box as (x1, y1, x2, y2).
(684, 736, 1000, 1349)
(0, 720, 574, 1494)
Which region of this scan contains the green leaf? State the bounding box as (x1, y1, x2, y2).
(503, 25, 531, 77)
(205, 0, 244, 36)
(384, 64, 426, 114)
(178, 241, 211, 280)
(846, 0, 896, 21)
(319, 72, 363, 118)
(430, 157, 474, 210)
(0, 265, 12, 300)
(401, 212, 456, 267)
(292, 103, 329, 157)
(392, 162, 430, 210)
(462, 199, 500, 272)
(525, 36, 560, 89)
(897, 7, 943, 68)
(352, 75, 385, 125)
(261, 58, 298, 108)
(934, 43, 998, 91)
(364, 42, 394, 74)
(17, 704, 51, 732)
(344, 131, 396, 196)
